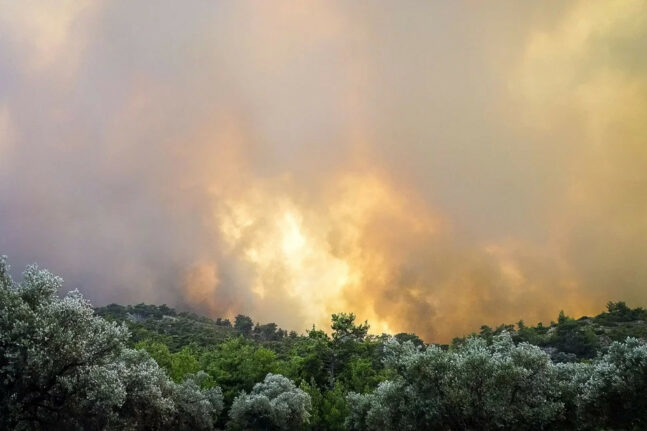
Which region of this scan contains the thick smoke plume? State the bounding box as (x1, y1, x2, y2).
(1, 1, 646, 341)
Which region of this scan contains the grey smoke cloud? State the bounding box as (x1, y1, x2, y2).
(1, 0, 646, 341)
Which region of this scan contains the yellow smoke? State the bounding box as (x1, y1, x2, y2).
(174, 121, 591, 341)
(209, 170, 440, 335)
(2, 1, 646, 342)
(178, 0, 646, 341)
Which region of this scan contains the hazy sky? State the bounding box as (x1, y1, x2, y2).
(1, 1, 646, 341)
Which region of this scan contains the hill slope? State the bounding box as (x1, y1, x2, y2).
(97, 301, 647, 361)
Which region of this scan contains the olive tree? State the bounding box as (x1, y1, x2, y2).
(0, 256, 223, 430)
(228, 373, 312, 430)
(347, 333, 564, 430)
(578, 337, 647, 429)
(168, 371, 224, 431)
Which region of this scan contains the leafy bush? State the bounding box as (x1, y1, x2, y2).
(0, 256, 223, 431)
(228, 373, 311, 430)
(347, 334, 563, 430)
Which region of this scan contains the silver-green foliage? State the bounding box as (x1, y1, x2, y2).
(348, 332, 647, 431)
(228, 372, 312, 431)
(0, 256, 223, 431)
(577, 337, 647, 429)
(347, 333, 563, 431)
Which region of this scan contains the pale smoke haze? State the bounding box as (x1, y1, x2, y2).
(0, 1, 646, 341)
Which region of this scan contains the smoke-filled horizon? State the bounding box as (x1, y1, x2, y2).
(1, 1, 646, 341)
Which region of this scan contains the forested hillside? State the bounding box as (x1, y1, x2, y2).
(3, 256, 647, 430)
(96, 300, 647, 363)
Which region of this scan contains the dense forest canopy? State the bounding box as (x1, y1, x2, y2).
(2, 256, 647, 430)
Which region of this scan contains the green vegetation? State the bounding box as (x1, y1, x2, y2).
(228, 373, 311, 431)
(110, 308, 393, 430)
(453, 302, 647, 362)
(3, 255, 647, 430)
(0, 257, 224, 431)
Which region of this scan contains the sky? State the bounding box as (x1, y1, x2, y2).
(1, 1, 646, 341)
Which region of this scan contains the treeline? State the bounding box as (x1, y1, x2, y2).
(454, 301, 647, 361)
(2, 256, 647, 430)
